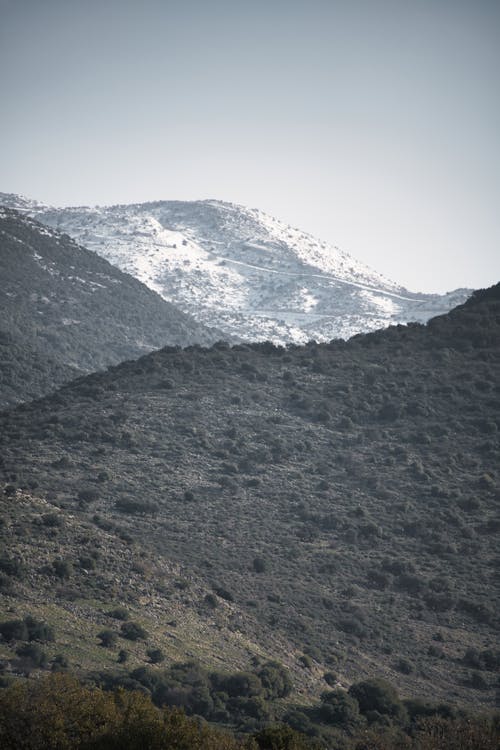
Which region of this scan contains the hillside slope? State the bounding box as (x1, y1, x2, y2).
(0, 285, 498, 712)
(0, 208, 220, 408)
(0, 193, 470, 343)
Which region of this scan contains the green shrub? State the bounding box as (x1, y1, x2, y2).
(348, 679, 405, 720)
(317, 688, 363, 730)
(115, 498, 159, 515)
(257, 661, 293, 699)
(42, 512, 64, 527)
(15, 642, 48, 668)
(395, 658, 413, 675)
(98, 630, 118, 648)
(253, 557, 267, 573)
(147, 648, 165, 664)
(120, 621, 148, 641)
(51, 654, 69, 672)
(0, 556, 25, 578)
(0, 616, 54, 644)
(0, 619, 28, 642)
(77, 488, 99, 504)
(224, 671, 263, 698)
(254, 724, 311, 749)
(24, 616, 55, 643)
(213, 585, 234, 602)
(108, 607, 130, 621)
(323, 672, 337, 687)
(52, 559, 73, 579)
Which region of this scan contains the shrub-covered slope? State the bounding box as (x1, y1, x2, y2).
(0, 207, 220, 408)
(0, 284, 499, 710)
(0, 489, 308, 697)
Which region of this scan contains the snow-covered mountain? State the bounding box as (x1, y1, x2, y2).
(0, 192, 470, 343)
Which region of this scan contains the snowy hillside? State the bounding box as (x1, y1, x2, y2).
(0, 193, 470, 343)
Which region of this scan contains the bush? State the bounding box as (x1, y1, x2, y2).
(252, 557, 267, 573)
(213, 585, 234, 602)
(108, 607, 130, 621)
(24, 616, 55, 643)
(77, 488, 99, 504)
(0, 556, 25, 578)
(323, 672, 337, 687)
(0, 619, 28, 642)
(15, 642, 48, 668)
(147, 648, 165, 664)
(98, 629, 118, 648)
(78, 555, 96, 571)
(52, 559, 73, 579)
(224, 671, 263, 698)
(337, 616, 368, 639)
(465, 671, 489, 690)
(115, 497, 159, 515)
(463, 647, 500, 671)
(51, 654, 69, 672)
(42, 512, 63, 527)
(395, 658, 413, 675)
(120, 621, 148, 641)
(0, 574, 14, 593)
(414, 715, 500, 750)
(254, 724, 311, 749)
(0, 616, 54, 644)
(348, 679, 405, 720)
(317, 689, 363, 730)
(257, 661, 293, 699)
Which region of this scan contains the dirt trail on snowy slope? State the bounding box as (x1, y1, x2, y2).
(210, 253, 418, 303)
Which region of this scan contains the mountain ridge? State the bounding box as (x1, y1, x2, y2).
(0, 207, 221, 408)
(0, 192, 471, 344)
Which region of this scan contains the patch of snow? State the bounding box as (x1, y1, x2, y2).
(0, 194, 471, 343)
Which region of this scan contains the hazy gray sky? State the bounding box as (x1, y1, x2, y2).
(1, 0, 499, 293)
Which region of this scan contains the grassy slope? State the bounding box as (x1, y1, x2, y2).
(0, 490, 315, 700)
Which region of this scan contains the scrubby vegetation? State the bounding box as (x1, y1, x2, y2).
(0, 674, 498, 749)
(0, 208, 219, 408)
(0, 283, 499, 717)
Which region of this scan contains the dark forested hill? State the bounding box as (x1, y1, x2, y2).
(0, 284, 499, 718)
(0, 208, 220, 408)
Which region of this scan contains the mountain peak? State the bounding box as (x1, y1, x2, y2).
(1, 193, 472, 343)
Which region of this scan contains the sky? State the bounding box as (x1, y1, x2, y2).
(1, 0, 499, 293)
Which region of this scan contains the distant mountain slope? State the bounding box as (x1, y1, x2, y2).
(0, 193, 471, 343)
(1, 284, 498, 711)
(0, 208, 220, 408)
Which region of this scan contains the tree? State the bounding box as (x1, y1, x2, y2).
(258, 661, 293, 699)
(318, 689, 363, 730)
(348, 679, 405, 722)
